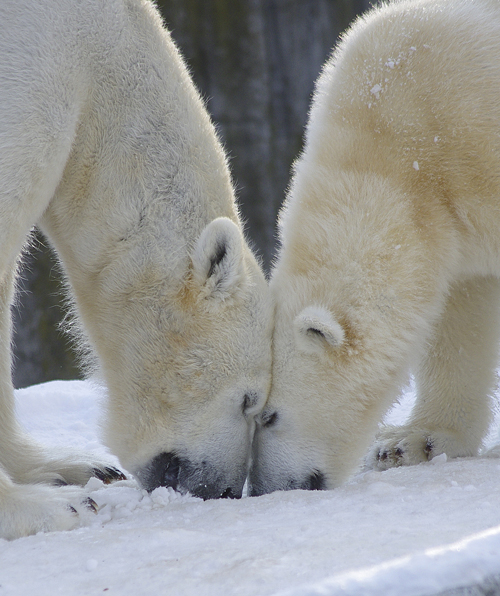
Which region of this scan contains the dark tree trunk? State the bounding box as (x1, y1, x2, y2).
(12, 0, 370, 387)
(158, 0, 370, 266)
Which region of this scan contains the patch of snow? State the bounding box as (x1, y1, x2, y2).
(1, 379, 500, 596)
(370, 83, 382, 98)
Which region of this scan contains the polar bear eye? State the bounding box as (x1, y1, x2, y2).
(261, 410, 278, 428)
(242, 391, 259, 414)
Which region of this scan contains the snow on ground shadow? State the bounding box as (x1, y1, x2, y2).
(1, 379, 500, 596)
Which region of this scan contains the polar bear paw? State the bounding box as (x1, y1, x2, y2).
(14, 447, 126, 487)
(42, 461, 126, 487)
(366, 425, 476, 471)
(0, 483, 99, 541)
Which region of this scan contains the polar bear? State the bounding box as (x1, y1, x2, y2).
(0, 0, 272, 539)
(249, 0, 500, 496)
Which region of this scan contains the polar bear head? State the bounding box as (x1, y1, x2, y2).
(100, 217, 272, 499)
(248, 298, 355, 495)
(248, 256, 408, 496)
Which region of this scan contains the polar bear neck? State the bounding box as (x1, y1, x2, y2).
(35, 0, 242, 366)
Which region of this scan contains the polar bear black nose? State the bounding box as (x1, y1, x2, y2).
(220, 487, 238, 499)
(137, 451, 181, 492)
(135, 452, 244, 499)
(161, 453, 181, 489)
(304, 470, 325, 491)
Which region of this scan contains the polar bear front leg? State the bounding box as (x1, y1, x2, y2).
(0, 270, 123, 539)
(1, 266, 125, 485)
(369, 277, 500, 470)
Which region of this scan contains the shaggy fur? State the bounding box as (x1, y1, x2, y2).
(249, 0, 500, 495)
(0, 0, 272, 539)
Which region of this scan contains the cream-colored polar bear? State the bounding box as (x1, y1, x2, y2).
(249, 0, 500, 495)
(0, 0, 272, 539)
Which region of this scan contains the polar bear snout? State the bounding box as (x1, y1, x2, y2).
(248, 414, 327, 496)
(135, 451, 243, 500)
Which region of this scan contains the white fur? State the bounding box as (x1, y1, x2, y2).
(294, 306, 345, 354)
(0, 0, 272, 538)
(249, 0, 500, 495)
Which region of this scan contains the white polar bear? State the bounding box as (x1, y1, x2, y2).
(249, 0, 500, 496)
(0, 0, 272, 539)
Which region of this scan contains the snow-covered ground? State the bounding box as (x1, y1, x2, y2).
(2, 380, 500, 596)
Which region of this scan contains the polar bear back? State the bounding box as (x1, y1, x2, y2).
(281, 0, 500, 280)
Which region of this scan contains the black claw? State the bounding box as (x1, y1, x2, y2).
(68, 505, 78, 515)
(395, 447, 404, 458)
(84, 497, 98, 513)
(92, 468, 108, 482)
(53, 478, 69, 487)
(105, 466, 127, 481)
(424, 440, 433, 457)
(92, 466, 126, 484)
(379, 451, 388, 461)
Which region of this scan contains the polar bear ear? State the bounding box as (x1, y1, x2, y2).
(294, 306, 345, 354)
(191, 217, 245, 299)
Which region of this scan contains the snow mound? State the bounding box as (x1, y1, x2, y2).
(1, 379, 500, 596)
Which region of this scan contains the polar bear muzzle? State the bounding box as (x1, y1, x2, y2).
(135, 452, 242, 499)
(248, 411, 326, 496)
(248, 467, 325, 497)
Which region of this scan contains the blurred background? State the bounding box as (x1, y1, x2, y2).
(12, 0, 370, 388)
